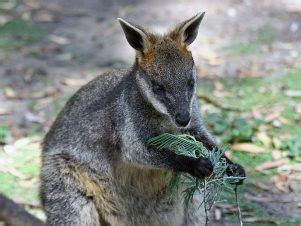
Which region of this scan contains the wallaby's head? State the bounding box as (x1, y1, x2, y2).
(118, 13, 205, 128)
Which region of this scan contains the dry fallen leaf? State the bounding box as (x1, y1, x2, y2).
(213, 90, 232, 98)
(256, 158, 290, 171)
(256, 132, 272, 147)
(32, 87, 61, 99)
(295, 104, 301, 121)
(214, 80, 223, 91)
(263, 106, 284, 123)
(24, 0, 41, 10)
(244, 217, 279, 224)
(253, 181, 270, 191)
(273, 174, 290, 193)
(238, 59, 262, 77)
(215, 203, 233, 209)
(244, 193, 271, 202)
(34, 10, 54, 22)
(13, 197, 41, 208)
(0, 160, 27, 179)
(214, 208, 222, 220)
(272, 137, 282, 149)
(278, 163, 301, 172)
(197, 67, 222, 78)
(265, 111, 281, 123)
(198, 48, 221, 66)
(225, 150, 232, 158)
(278, 117, 289, 125)
(271, 150, 282, 160)
(0, 107, 13, 116)
(49, 35, 71, 45)
(258, 124, 270, 132)
(284, 90, 301, 97)
(3, 86, 18, 99)
(296, 104, 301, 114)
(61, 77, 88, 86)
(232, 143, 265, 154)
(252, 107, 263, 119)
(272, 119, 282, 128)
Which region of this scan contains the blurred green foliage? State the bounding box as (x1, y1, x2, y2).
(0, 0, 44, 54)
(204, 112, 263, 143)
(0, 125, 9, 144)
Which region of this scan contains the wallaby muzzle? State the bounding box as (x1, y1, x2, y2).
(175, 110, 191, 127)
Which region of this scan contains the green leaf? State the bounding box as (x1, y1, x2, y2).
(148, 133, 244, 211)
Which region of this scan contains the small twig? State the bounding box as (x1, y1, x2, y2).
(197, 94, 241, 112)
(204, 180, 209, 226)
(235, 185, 243, 226)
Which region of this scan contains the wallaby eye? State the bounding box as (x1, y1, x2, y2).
(187, 78, 195, 88)
(153, 82, 166, 95)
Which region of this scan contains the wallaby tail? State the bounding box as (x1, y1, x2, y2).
(0, 193, 45, 226)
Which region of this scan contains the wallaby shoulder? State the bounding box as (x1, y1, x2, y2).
(63, 68, 133, 116)
(43, 69, 134, 155)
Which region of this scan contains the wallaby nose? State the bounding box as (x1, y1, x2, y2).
(175, 112, 191, 127)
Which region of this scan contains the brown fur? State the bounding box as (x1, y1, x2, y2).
(139, 38, 192, 70)
(139, 48, 155, 68)
(178, 43, 192, 59)
(72, 167, 118, 214)
(138, 35, 157, 68)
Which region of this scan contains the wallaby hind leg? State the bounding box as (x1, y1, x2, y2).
(41, 155, 101, 226)
(41, 184, 100, 226)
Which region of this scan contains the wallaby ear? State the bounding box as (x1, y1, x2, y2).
(172, 12, 205, 46)
(118, 18, 150, 53)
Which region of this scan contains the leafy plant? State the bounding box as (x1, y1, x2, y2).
(0, 125, 9, 144)
(148, 133, 245, 225)
(0, 18, 44, 42)
(204, 112, 262, 144)
(256, 25, 277, 44)
(0, 17, 44, 54)
(281, 138, 301, 160)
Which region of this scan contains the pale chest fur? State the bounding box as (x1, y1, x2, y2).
(73, 164, 185, 226)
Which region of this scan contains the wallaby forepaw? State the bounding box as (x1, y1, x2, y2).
(191, 157, 213, 180)
(226, 163, 246, 185)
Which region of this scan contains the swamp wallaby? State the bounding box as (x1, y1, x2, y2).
(41, 12, 245, 226)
